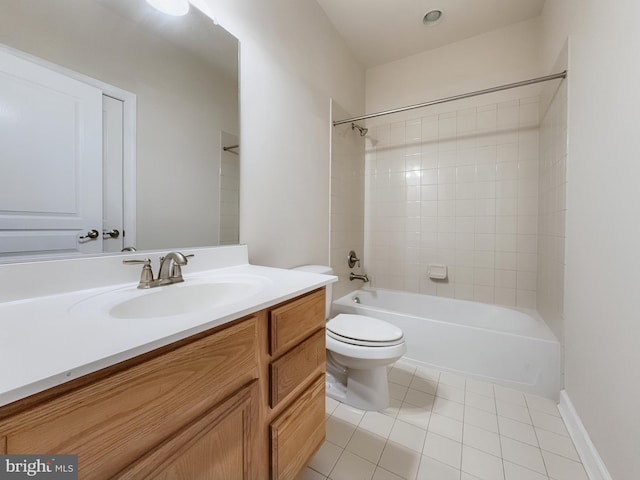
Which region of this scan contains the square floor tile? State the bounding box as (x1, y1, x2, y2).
(433, 396, 465, 421)
(496, 400, 531, 424)
(359, 411, 396, 438)
(494, 386, 526, 407)
(379, 397, 402, 419)
(461, 445, 505, 480)
(416, 455, 461, 480)
(372, 467, 405, 480)
(428, 412, 463, 442)
(503, 461, 549, 480)
(437, 383, 466, 403)
(329, 450, 376, 480)
(463, 423, 501, 457)
(541, 450, 589, 480)
(498, 416, 538, 446)
(405, 388, 436, 408)
(389, 382, 409, 401)
(530, 410, 570, 436)
(397, 404, 431, 429)
(466, 391, 497, 413)
(535, 427, 579, 461)
(465, 405, 499, 433)
(389, 418, 427, 453)
(346, 429, 387, 464)
(379, 441, 423, 480)
(500, 436, 546, 474)
(326, 397, 340, 415)
(410, 375, 438, 395)
(423, 431, 462, 469)
(308, 441, 343, 476)
(326, 416, 357, 447)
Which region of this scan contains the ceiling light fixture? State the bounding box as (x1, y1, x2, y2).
(423, 9, 443, 27)
(145, 0, 190, 17)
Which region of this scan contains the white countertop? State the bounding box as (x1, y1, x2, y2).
(0, 261, 335, 408)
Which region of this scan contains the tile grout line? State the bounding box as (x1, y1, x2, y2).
(525, 394, 552, 480)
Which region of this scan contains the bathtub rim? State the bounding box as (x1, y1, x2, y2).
(332, 287, 559, 344)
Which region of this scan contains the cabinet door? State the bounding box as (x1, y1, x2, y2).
(270, 375, 325, 480)
(116, 381, 258, 480)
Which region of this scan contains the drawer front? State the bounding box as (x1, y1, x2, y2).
(269, 329, 325, 408)
(269, 289, 325, 357)
(3, 317, 258, 480)
(270, 375, 325, 480)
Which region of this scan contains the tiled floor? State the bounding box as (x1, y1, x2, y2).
(298, 359, 588, 480)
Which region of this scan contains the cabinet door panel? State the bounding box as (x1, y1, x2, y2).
(270, 375, 325, 480)
(117, 381, 258, 480)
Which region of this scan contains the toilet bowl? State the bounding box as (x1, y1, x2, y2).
(292, 265, 407, 411)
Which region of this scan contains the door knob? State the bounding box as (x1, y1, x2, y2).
(103, 228, 120, 239)
(79, 229, 100, 240)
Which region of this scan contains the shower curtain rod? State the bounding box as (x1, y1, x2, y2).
(333, 70, 567, 126)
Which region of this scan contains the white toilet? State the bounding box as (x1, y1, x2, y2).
(293, 265, 407, 411)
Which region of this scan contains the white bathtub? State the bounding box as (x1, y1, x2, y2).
(332, 288, 561, 399)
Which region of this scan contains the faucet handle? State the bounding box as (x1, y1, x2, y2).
(123, 258, 155, 288)
(347, 250, 361, 268)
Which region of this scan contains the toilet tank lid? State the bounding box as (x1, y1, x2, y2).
(291, 265, 333, 275)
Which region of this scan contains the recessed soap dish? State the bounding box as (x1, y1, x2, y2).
(428, 264, 448, 280)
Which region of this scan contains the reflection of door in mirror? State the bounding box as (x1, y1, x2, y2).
(0, 47, 105, 257)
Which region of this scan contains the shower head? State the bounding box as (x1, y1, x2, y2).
(351, 123, 368, 136)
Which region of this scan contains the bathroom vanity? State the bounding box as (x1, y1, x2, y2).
(0, 246, 333, 479)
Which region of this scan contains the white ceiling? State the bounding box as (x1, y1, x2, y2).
(316, 0, 546, 68)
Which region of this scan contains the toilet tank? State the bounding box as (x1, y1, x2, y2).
(290, 265, 333, 319)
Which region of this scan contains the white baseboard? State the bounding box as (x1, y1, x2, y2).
(558, 390, 613, 480)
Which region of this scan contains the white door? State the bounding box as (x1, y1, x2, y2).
(0, 48, 103, 257)
(102, 95, 124, 253)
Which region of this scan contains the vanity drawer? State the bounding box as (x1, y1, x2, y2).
(270, 375, 325, 480)
(269, 288, 325, 357)
(1, 316, 258, 480)
(269, 329, 325, 408)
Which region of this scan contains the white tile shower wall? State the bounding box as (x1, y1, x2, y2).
(365, 97, 540, 308)
(537, 80, 567, 342)
(331, 102, 365, 300)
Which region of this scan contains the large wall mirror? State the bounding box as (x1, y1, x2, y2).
(0, 0, 239, 262)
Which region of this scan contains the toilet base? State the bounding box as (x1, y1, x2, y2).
(326, 365, 390, 411)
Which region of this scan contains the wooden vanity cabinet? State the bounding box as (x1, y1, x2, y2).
(0, 287, 327, 480)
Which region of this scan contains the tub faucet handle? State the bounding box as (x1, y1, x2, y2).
(347, 250, 361, 268)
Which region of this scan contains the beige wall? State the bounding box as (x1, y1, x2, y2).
(202, 0, 365, 268)
(541, 1, 640, 478)
(330, 102, 365, 300)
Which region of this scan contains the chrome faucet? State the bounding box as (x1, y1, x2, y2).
(124, 252, 193, 289)
(349, 272, 369, 282)
(157, 252, 191, 284)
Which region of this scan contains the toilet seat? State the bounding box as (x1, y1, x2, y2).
(327, 314, 405, 347)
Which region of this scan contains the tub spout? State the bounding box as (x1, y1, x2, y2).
(349, 272, 369, 282)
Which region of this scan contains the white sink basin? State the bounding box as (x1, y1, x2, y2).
(71, 274, 272, 320)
